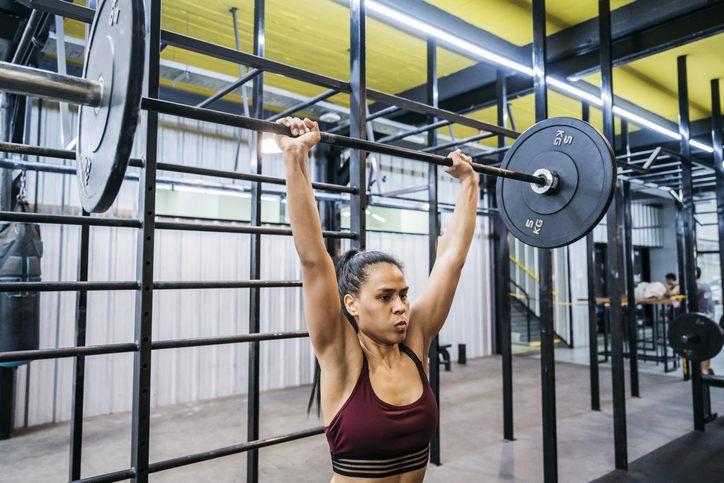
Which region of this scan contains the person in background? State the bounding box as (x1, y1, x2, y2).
(665, 272, 680, 298)
(696, 267, 715, 375)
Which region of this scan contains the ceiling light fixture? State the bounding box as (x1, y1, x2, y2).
(365, 0, 715, 154)
(320, 112, 342, 123)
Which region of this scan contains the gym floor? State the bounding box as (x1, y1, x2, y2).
(2, 348, 719, 482)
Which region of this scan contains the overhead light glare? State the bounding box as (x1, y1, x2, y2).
(366, 1, 533, 76)
(366, 2, 715, 154)
(261, 138, 282, 154)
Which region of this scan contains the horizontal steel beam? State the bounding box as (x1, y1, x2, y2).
(157, 162, 356, 194)
(153, 280, 303, 290)
(148, 427, 325, 473)
(154, 220, 356, 238)
(0, 211, 142, 228)
(72, 468, 136, 483)
(0, 331, 312, 362)
(152, 331, 310, 350)
(0, 343, 139, 363)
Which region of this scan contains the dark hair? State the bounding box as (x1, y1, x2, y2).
(308, 249, 404, 416)
(666, 273, 677, 281)
(696, 267, 702, 279)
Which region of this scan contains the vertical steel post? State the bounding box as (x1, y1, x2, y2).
(349, 0, 366, 251)
(497, 69, 514, 441)
(675, 203, 687, 317)
(533, 1, 557, 481)
(712, 81, 724, 319)
(1, 93, 16, 210)
(247, 1, 265, 480)
(130, 0, 161, 480)
(583, 103, 601, 412)
(69, 211, 90, 481)
(600, 0, 628, 470)
(623, 182, 639, 397)
(678, 55, 705, 431)
(0, 88, 14, 440)
(426, 36, 441, 466)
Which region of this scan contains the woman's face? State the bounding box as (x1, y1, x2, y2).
(345, 263, 410, 344)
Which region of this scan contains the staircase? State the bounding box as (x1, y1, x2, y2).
(510, 292, 541, 344)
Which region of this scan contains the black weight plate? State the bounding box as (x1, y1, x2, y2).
(496, 118, 616, 248)
(77, 0, 146, 213)
(668, 312, 724, 362)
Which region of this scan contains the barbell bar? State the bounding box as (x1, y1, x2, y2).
(0, 0, 617, 249)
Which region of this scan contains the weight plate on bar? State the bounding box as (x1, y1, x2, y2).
(668, 313, 724, 362)
(77, 0, 146, 213)
(496, 118, 616, 248)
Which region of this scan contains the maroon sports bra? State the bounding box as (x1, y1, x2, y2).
(324, 344, 438, 479)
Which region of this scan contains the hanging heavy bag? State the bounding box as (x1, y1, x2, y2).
(0, 199, 42, 367)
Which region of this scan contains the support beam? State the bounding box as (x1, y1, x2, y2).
(349, 0, 366, 251)
(678, 55, 705, 431)
(533, 2, 558, 482)
(497, 69, 514, 442)
(426, 36, 441, 467)
(247, 1, 265, 481)
(601, 0, 628, 471)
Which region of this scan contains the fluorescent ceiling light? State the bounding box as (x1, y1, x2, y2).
(366, 1, 715, 154)
(371, 213, 386, 222)
(367, 1, 533, 76)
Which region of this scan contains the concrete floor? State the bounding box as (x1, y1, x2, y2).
(0, 350, 714, 482)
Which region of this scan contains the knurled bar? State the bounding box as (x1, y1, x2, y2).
(148, 427, 325, 473)
(155, 220, 356, 238)
(0, 331, 311, 363)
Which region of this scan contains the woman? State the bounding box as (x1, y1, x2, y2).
(276, 117, 478, 482)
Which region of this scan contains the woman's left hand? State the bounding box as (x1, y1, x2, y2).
(444, 149, 477, 182)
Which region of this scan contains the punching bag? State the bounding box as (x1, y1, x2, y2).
(0, 201, 42, 367)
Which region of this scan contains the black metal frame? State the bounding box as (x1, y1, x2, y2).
(601, 0, 629, 471)
(532, 2, 558, 482)
(0, 0, 522, 480)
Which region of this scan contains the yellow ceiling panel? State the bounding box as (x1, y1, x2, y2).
(583, 33, 724, 124)
(425, 0, 636, 46)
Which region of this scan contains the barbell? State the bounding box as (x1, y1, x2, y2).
(668, 313, 724, 362)
(0, 0, 617, 249)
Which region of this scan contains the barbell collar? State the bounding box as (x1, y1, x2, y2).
(0, 61, 103, 108)
(681, 334, 699, 344)
(140, 97, 547, 186)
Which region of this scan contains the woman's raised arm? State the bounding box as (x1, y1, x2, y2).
(275, 117, 355, 360)
(409, 150, 479, 346)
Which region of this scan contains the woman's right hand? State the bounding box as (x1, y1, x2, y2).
(274, 116, 321, 153)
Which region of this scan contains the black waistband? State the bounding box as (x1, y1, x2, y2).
(331, 445, 429, 478)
